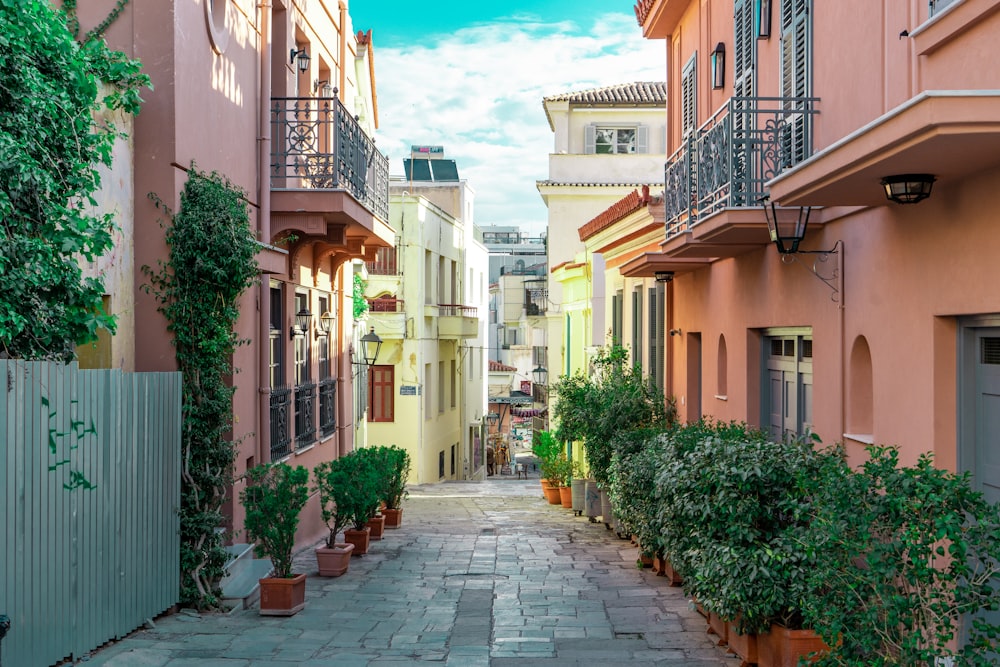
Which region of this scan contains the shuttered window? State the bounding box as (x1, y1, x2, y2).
(734, 0, 755, 100)
(369, 365, 394, 422)
(632, 288, 643, 370)
(780, 0, 811, 166)
(586, 125, 650, 154)
(681, 54, 697, 137)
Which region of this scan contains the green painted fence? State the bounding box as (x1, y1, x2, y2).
(0, 361, 182, 666)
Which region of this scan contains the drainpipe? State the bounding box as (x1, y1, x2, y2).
(258, 0, 272, 463)
(338, 1, 347, 98)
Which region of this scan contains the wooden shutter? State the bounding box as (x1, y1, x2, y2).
(681, 54, 697, 137)
(584, 124, 596, 154)
(369, 365, 394, 422)
(648, 287, 657, 382)
(632, 288, 643, 370)
(734, 0, 754, 100)
(780, 0, 811, 166)
(637, 125, 649, 153)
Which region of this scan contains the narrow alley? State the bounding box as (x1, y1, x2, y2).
(86, 478, 732, 666)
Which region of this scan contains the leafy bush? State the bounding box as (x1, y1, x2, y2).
(532, 430, 564, 482)
(550, 345, 675, 487)
(240, 463, 309, 579)
(607, 427, 668, 554)
(368, 445, 411, 509)
(333, 449, 382, 530)
(802, 446, 1000, 666)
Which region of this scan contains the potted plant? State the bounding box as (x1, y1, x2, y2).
(240, 462, 310, 615)
(531, 430, 562, 494)
(377, 445, 410, 528)
(312, 458, 359, 577)
(336, 450, 381, 556)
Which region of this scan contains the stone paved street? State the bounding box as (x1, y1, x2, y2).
(86, 478, 734, 666)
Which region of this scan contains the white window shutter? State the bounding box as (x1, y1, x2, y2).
(584, 124, 596, 154)
(637, 125, 649, 153)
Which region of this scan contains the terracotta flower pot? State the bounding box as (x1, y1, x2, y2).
(543, 483, 562, 504)
(382, 507, 403, 528)
(343, 526, 371, 556)
(258, 573, 307, 616)
(315, 543, 354, 577)
(558, 485, 573, 508)
(757, 624, 829, 667)
(638, 552, 653, 568)
(367, 514, 385, 541)
(653, 554, 684, 586)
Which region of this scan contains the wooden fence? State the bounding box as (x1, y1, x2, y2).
(0, 361, 182, 666)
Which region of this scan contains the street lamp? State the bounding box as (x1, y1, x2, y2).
(532, 366, 548, 385)
(359, 327, 382, 367)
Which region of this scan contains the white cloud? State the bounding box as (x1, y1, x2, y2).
(372, 12, 665, 234)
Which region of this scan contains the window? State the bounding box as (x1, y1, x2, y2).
(734, 0, 756, 99)
(368, 365, 394, 422)
(439, 451, 445, 478)
(611, 290, 623, 346)
(438, 360, 445, 413)
(929, 0, 958, 17)
(648, 284, 665, 390)
(424, 363, 432, 418)
(269, 285, 284, 387)
(763, 332, 813, 442)
(681, 54, 698, 137)
(585, 125, 649, 154)
(450, 359, 457, 409)
(717, 334, 728, 397)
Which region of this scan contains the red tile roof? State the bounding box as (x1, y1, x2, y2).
(543, 82, 667, 105)
(579, 186, 653, 241)
(489, 360, 517, 372)
(634, 0, 656, 26)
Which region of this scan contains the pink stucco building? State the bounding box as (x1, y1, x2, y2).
(74, 0, 393, 548)
(628, 0, 1000, 504)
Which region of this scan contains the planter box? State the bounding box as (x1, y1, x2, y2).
(599, 488, 614, 528)
(315, 543, 354, 577)
(559, 485, 573, 508)
(727, 620, 758, 667)
(259, 573, 307, 616)
(382, 507, 403, 528)
(367, 514, 385, 541)
(543, 484, 562, 504)
(757, 624, 828, 667)
(584, 480, 601, 519)
(708, 611, 728, 646)
(652, 555, 684, 586)
(343, 527, 371, 555)
(570, 478, 585, 514)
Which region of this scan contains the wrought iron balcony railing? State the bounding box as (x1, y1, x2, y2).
(367, 297, 404, 313)
(664, 96, 818, 238)
(438, 304, 478, 317)
(365, 245, 399, 275)
(294, 381, 316, 448)
(318, 377, 336, 439)
(269, 385, 291, 461)
(271, 97, 390, 221)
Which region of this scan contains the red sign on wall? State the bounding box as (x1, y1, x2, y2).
(520, 381, 532, 394)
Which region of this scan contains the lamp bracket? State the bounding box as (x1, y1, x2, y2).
(780, 239, 843, 303)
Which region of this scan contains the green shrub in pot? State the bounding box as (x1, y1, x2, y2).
(607, 427, 669, 554)
(240, 462, 310, 578)
(801, 445, 1000, 666)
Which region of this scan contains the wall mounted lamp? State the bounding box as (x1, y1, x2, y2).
(315, 311, 333, 338)
(313, 79, 335, 98)
(881, 174, 935, 205)
(291, 308, 312, 339)
(761, 196, 842, 302)
(654, 271, 674, 283)
(290, 47, 310, 73)
(755, 0, 772, 39)
(359, 327, 383, 367)
(711, 42, 726, 89)
(669, 328, 683, 337)
(485, 411, 499, 426)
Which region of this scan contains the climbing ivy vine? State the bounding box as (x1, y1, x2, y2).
(145, 167, 259, 609)
(0, 0, 149, 361)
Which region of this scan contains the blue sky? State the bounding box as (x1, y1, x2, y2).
(349, 1, 665, 234)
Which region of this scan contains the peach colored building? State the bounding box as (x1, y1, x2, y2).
(632, 0, 1000, 508)
(74, 0, 393, 549)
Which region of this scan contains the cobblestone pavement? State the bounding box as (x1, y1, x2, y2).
(86, 477, 734, 666)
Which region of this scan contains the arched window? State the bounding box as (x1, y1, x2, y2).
(717, 334, 728, 398)
(848, 336, 874, 437)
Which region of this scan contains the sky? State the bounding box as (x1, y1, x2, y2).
(348, 1, 665, 235)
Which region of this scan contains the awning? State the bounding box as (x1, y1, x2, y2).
(512, 407, 547, 418)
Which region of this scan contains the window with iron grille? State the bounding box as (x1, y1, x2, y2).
(268, 284, 290, 460)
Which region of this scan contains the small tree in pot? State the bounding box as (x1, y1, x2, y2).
(374, 445, 410, 527)
(312, 458, 359, 576)
(240, 462, 310, 614)
(336, 450, 381, 555)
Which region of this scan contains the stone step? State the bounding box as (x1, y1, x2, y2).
(220, 543, 272, 611)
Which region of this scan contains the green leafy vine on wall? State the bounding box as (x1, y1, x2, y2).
(353, 273, 369, 319)
(144, 166, 259, 609)
(0, 1, 150, 361)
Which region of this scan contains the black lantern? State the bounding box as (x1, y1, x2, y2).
(291, 308, 311, 339)
(654, 271, 674, 283)
(532, 366, 548, 385)
(880, 174, 935, 205)
(756, 0, 772, 39)
(762, 197, 812, 255)
(360, 327, 382, 367)
(290, 47, 310, 73)
(711, 42, 726, 89)
(485, 411, 499, 426)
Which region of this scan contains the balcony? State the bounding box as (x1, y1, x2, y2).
(525, 284, 547, 317)
(269, 97, 394, 262)
(661, 96, 818, 259)
(438, 304, 479, 339)
(366, 297, 405, 340)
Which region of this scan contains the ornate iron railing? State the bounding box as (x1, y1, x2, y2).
(365, 245, 399, 275)
(269, 385, 292, 460)
(319, 377, 336, 439)
(294, 381, 316, 448)
(367, 297, 404, 313)
(663, 96, 818, 238)
(270, 97, 389, 221)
